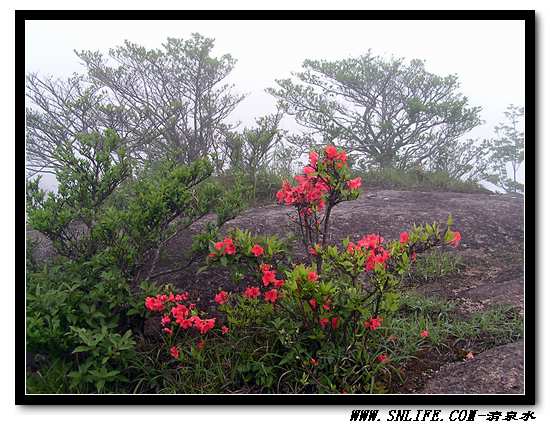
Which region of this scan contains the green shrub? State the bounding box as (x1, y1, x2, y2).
(139, 146, 463, 394)
(356, 167, 488, 193)
(25, 129, 249, 393)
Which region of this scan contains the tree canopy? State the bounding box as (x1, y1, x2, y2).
(268, 51, 482, 171)
(26, 34, 244, 175)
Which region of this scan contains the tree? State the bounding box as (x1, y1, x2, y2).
(426, 138, 490, 181)
(222, 111, 285, 198)
(485, 105, 525, 193)
(268, 51, 482, 170)
(26, 34, 244, 175)
(25, 74, 128, 176)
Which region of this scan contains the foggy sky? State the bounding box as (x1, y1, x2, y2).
(25, 19, 526, 189)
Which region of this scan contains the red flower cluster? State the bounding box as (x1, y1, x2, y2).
(324, 145, 347, 168)
(347, 177, 362, 190)
(243, 264, 283, 304)
(276, 175, 329, 214)
(250, 244, 264, 257)
(346, 234, 391, 271)
(307, 271, 318, 282)
(169, 346, 180, 360)
(145, 291, 220, 342)
(364, 316, 383, 331)
(145, 292, 188, 312)
(264, 289, 279, 304)
(214, 290, 229, 305)
(261, 263, 284, 287)
(213, 237, 236, 255)
(243, 286, 261, 299)
(399, 231, 409, 244)
(365, 246, 391, 271)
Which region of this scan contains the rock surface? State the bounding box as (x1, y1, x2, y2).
(421, 340, 525, 394)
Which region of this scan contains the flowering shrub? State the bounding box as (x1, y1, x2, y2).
(276, 145, 361, 272)
(142, 145, 462, 393)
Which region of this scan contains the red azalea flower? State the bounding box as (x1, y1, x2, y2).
(221, 326, 230, 335)
(214, 290, 229, 305)
(322, 303, 331, 311)
(162, 327, 173, 335)
(144, 296, 165, 312)
(307, 271, 318, 282)
(244, 286, 261, 299)
(303, 166, 316, 175)
(331, 316, 339, 330)
(161, 315, 171, 326)
(309, 298, 318, 310)
(365, 316, 383, 331)
(176, 317, 193, 329)
(273, 279, 285, 288)
(310, 358, 319, 366)
(319, 318, 329, 328)
(309, 151, 319, 167)
(262, 269, 277, 286)
(365, 247, 391, 271)
(175, 292, 188, 302)
(346, 177, 362, 190)
(260, 263, 272, 272)
(400, 231, 409, 244)
(325, 145, 338, 160)
(308, 246, 318, 256)
(420, 329, 429, 338)
(214, 241, 224, 251)
(264, 289, 278, 304)
(376, 353, 389, 363)
(195, 318, 216, 335)
(171, 304, 189, 320)
(449, 231, 461, 247)
(357, 234, 384, 250)
(169, 346, 180, 359)
(223, 237, 236, 255)
(338, 151, 347, 163)
(250, 244, 264, 257)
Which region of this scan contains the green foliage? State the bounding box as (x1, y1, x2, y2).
(205, 228, 291, 280)
(27, 130, 132, 260)
(484, 105, 525, 194)
(407, 250, 463, 282)
(356, 167, 488, 193)
(25, 128, 250, 393)
(26, 256, 136, 393)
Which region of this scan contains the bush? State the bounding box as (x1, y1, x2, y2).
(356, 167, 489, 193)
(25, 129, 249, 393)
(140, 145, 463, 393)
